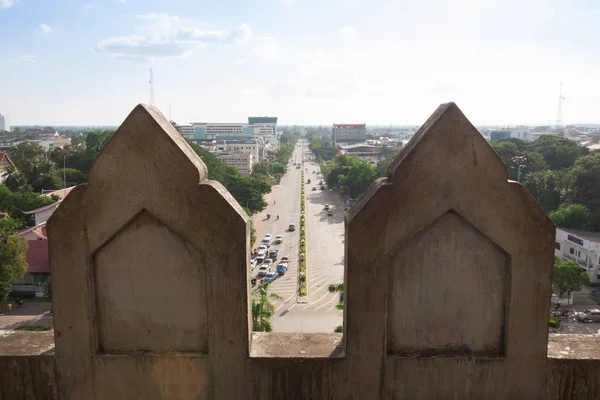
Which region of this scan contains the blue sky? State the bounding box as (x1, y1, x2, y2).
(1, 0, 599, 126)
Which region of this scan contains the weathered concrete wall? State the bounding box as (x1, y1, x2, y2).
(0, 102, 591, 399)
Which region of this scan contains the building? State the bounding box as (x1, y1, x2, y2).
(490, 130, 511, 141)
(338, 144, 382, 165)
(248, 117, 278, 137)
(181, 124, 195, 140)
(22, 187, 75, 226)
(0, 152, 16, 184)
(217, 151, 254, 175)
(555, 228, 600, 283)
(0, 114, 8, 132)
(333, 123, 366, 142)
(216, 139, 259, 161)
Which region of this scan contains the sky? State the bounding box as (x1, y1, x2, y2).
(1, 0, 600, 126)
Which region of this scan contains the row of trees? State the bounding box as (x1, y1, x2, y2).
(491, 136, 600, 231)
(310, 133, 600, 233)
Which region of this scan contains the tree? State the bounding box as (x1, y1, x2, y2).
(0, 217, 28, 295)
(337, 159, 377, 199)
(553, 258, 590, 300)
(251, 283, 275, 332)
(549, 204, 592, 230)
(522, 170, 565, 213)
(528, 135, 589, 170)
(0, 186, 56, 226)
(9, 142, 46, 171)
(562, 151, 600, 231)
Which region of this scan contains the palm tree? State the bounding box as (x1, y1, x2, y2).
(251, 283, 280, 332)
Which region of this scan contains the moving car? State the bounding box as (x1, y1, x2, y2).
(264, 272, 277, 282)
(320, 186, 325, 190)
(262, 259, 273, 268)
(312, 187, 316, 191)
(261, 238, 272, 247)
(276, 263, 288, 275)
(269, 249, 278, 260)
(280, 256, 289, 263)
(275, 235, 283, 244)
(324, 204, 330, 210)
(264, 234, 272, 240)
(327, 210, 333, 216)
(289, 223, 296, 231)
(576, 309, 600, 322)
(257, 265, 269, 276)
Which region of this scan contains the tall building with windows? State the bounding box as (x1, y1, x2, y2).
(0, 114, 9, 132)
(333, 123, 366, 142)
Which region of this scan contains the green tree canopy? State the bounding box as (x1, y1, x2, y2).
(0, 217, 28, 294)
(528, 135, 589, 170)
(562, 151, 600, 231)
(553, 258, 590, 298)
(549, 204, 592, 230)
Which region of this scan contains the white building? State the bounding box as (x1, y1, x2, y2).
(217, 152, 254, 176)
(555, 228, 600, 284)
(216, 139, 259, 161)
(181, 124, 195, 140)
(0, 114, 8, 132)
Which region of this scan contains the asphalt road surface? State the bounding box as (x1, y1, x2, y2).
(253, 141, 344, 332)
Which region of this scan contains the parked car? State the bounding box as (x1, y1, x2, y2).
(289, 223, 296, 231)
(280, 256, 289, 263)
(319, 180, 323, 185)
(320, 186, 325, 190)
(264, 272, 277, 282)
(327, 210, 333, 216)
(576, 309, 600, 322)
(250, 259, 257, 270)
(312, 187, 316, 191)
(324, 204, 330, 210)
(257, 265, 269, 276)
(269, 249, 278, 260)
(276, 263, 288, 275)
(262, 259, 273, 268)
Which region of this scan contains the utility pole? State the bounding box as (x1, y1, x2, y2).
(149, 68, 155, 106)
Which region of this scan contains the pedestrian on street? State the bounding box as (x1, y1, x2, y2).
(555, 302, 560, 312)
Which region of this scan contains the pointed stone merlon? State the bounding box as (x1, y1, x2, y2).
(343, 102, 556, 398)
(47, 104, 250, 399)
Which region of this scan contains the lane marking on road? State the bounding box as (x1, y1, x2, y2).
(309, 290, 338, 309)
(274, 295, 297, 312)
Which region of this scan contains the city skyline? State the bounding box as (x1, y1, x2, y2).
(1, 0, 600, 126)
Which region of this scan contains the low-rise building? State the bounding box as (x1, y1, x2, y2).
(217, 152, 254, 175)
(555, 228, 600, 283)
(338, 144, 383, 165)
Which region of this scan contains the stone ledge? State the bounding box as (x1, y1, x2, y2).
(250, 332, 344, 358)
(548, 333, 600, 359)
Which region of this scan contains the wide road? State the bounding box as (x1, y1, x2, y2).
(252, 146, 303, 315)
(253, 140, 344, 333)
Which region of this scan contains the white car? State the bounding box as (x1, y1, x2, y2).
(262, 259, 273, 268)
(275, 235, 283, 244)
(258, 245, 268, 253)
(257, 265, 269, 276)
(264, 234, 272, 240)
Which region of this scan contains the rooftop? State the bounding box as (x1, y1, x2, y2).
(558, 227, 600, 242)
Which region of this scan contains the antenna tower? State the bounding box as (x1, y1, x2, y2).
(149, 68, 156, 106)
(554, 82, 564, 128)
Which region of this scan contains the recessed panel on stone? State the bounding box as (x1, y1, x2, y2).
(94, 211, 208, 353)
(387, 211, 508, 356)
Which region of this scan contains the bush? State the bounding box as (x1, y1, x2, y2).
(15, 325, 52, 331)
(549, 317, 561, 328)
(328, 284, 336, 293)
(336, 302, 344, 310)
(334, 325, 343, 333)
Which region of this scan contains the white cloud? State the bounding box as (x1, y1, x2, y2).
(0, 0, 18, 8)
(35, 23, 52, 35)
(95, 14, 252, 61)
(281, 0, 294, 8)
(81, 3, 95, 9)
(339, 26, 357, 38)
